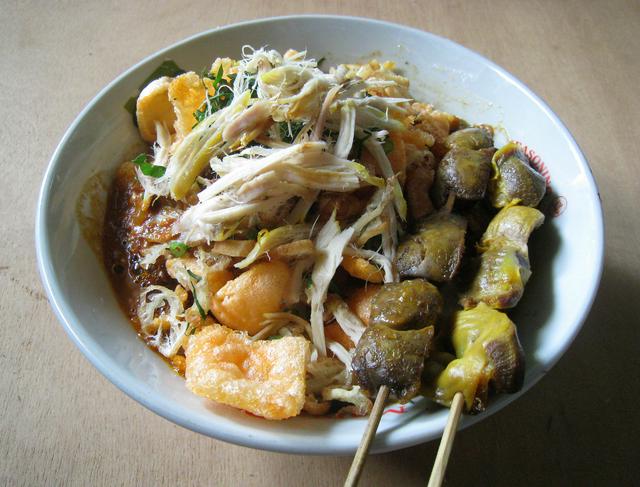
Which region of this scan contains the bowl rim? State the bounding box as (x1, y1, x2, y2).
(36, 14, 604, 454)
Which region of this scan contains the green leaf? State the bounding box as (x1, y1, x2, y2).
(132, 154, 148, 165)
(132, 153, 166, 177)
(137, 60, 185, 91)
(382, 138, 395, 154)
(124, 96, 137, 118)
(187, 270, 202, 282)
(192, 71, 237, 126)
(166, 241, 188, 257)
(246, 75, 258, 98)
(192, 66, 242, 128)
(191, 283, 206, 319)
(214, 65, 224, 85)
(143, 166, 165, 177)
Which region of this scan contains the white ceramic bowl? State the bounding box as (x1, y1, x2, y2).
(36, 15, 603, 454)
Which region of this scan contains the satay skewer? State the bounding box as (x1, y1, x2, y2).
(344, 385, 389, 487)
(346, 192, 460, 487)
(427, 391, 464, 487)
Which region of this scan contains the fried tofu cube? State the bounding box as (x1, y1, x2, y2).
(185, 324, 309, 420)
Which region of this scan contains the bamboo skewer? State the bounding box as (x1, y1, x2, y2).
(427, 391, 465, 487)
(344, 385, 390, 487)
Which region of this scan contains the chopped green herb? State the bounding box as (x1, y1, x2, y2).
(187, 270, 202, 282)
(382, 138, 395, 154)
(267, 335, 284, 340)
(193, 66, 238, 126)
(132, 153, 166, 178)
(317, 56, 326, 68)
(305, 275, 313, 289)
(132, 154, 147, 164)
(246, 75, 258, 98)
(279, 121, 305, 143)
(191, 283, 206, 319)
(211, 65, 224, 85)
(166, 241, 189, 257)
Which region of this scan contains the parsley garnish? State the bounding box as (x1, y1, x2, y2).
(166, 241, 188, 257)
(132, 153, 166, 178)
(279, 121, 305, 143)
(191, 283, 206, 319)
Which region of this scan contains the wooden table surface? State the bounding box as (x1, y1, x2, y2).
(2, 1, 639, 485)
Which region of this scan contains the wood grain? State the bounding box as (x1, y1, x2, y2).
(1, 1, 639, 485)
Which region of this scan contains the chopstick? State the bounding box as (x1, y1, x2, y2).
(427, 391, 465, 487)
(344, 385, 389, 487)
(345, 389, 464, 487)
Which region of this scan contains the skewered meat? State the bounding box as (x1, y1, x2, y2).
(434, 147, 493, 204)
(396, 212, 467, 282)
(445, 126, 493, 151)
(352, 324, 434, 402)
(461, 205, 544, 309)
(433, 303, 524, 413)
(369, 279, 443, 330)
(489, 141, 547, 208)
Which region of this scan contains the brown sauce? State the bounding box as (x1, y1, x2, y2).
(102, 161, 183, 371)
